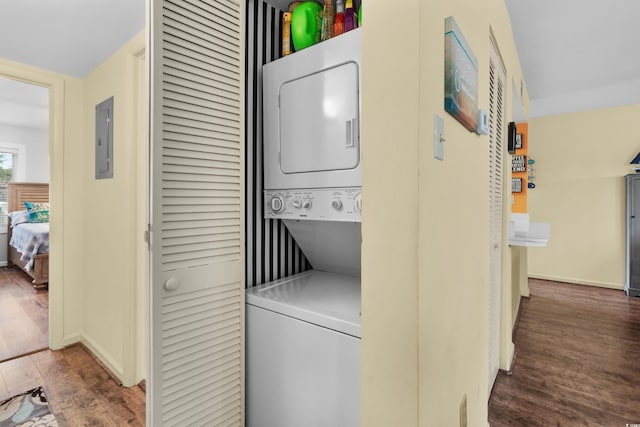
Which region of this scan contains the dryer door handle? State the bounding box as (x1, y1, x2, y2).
(345, 118, 358, 148)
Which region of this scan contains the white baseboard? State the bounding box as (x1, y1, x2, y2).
(502, 341, 515, 372)
(81, 335, 124, 383)
(58, 334, 126, 386)
(528, 274, 624, 291)
(512, 296, 522, 329)
(61, 334, 82, 349)
(0, 261, 7, 267)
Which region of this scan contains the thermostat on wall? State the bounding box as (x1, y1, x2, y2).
(476, 109, 489, 135)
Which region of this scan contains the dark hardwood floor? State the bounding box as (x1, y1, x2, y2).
(0, 344, 146, 426)
(0, 268, 145, 425)
(0, 266, 48, 362)
(5, 268, 637, 425)
(489, 278, 640, 426)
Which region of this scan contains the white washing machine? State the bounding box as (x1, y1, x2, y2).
(246, 271, 360, 427)
(247, 28, 362, 427)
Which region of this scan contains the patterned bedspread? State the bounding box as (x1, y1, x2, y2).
(10, 222, 49, 272)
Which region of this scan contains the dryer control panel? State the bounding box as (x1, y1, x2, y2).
(264, 188, 361, 222)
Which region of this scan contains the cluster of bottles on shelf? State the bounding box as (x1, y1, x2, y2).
(282, 0, 361, 56)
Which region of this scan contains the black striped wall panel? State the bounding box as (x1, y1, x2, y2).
(245, 0, 310, 288)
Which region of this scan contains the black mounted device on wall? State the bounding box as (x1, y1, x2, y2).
(507, 121, 517, 154)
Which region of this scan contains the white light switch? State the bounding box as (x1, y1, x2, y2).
(434, 114, 445, 161)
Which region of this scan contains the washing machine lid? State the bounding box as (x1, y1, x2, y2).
(246, 270, 361, 338)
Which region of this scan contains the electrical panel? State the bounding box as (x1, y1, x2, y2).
(95, 96, 114, 179)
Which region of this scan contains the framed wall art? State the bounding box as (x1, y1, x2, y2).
(512, 178, 522, 193)
(515, 133, 523, 149)
(444, 16, 479, 133)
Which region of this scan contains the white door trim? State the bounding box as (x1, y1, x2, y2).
(0, 60, 65, 351)
(487, 35, 507, 393)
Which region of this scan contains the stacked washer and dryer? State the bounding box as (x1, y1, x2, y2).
(246, 28, 362, 427)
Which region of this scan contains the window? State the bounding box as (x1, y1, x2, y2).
(0, 144, 26, 229)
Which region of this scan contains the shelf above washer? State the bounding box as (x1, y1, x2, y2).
(263, 0, 294, 11)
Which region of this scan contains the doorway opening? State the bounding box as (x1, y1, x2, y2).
(0, 76, 53, 362)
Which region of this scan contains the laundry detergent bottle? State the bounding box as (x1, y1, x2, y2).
(320, 0, 334, 41)
(291, 1, 323, 51)
(344, 0, 356, 32)
(282, 12, 292, 56)
(334, 0, 345, 36)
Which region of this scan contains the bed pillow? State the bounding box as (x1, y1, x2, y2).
(24, 202, 50, 223)
(8, 210, 30, 227)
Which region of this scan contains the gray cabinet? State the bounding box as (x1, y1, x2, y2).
(626, 174, 640, 296)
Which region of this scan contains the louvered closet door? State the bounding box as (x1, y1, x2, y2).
(149, 1, 245, 426)
(488, 38, 505, 394)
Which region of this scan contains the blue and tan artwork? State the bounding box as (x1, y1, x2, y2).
(444, 16, 478, 133)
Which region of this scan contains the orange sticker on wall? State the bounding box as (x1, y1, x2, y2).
(512, 122, 528, 213)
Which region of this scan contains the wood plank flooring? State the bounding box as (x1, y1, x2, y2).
(0, 268, 145, 425)
(0, 267, 48, 362)
(5, 269, 636, 425)
(489, 279, 640, 426)
(0, 345, 146, 426)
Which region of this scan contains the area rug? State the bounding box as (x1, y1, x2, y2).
(0, 386, 58, 427)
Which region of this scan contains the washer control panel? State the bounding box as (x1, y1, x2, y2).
(264, 188, 361, 221)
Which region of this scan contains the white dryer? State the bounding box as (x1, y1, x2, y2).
(246, 28, 362, 427)
(261, 26, 362, 277)
(262, 28, 361, 191)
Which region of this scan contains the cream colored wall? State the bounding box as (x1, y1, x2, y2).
(81, 32, 145, 386)
(135, 52, 147, 387)
(362, 0, 528, 425)
(0, 59, 85, 350)
(1, 34, 145, 387)
(5, 21, 146, 395)
(527, 104, 640, 289)
(361, 1, 421, 424)
(510, 246, 528, 323)
(60, 77, 86, 347)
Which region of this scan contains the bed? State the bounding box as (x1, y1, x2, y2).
(7, 182, 49, 289)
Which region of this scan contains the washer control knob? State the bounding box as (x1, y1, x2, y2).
(353, 193, 362, 214)
(292, 198, 302, 209)
(270, 195, 284, 213)
(331, 199, 343, 210)
(302, 200, 312, 209)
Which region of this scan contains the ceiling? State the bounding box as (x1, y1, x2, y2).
(0, 0, 145, 78)
(0, 0, 637, 129)
(0, 0, 144, 130)
(505, 0, 640, 117)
